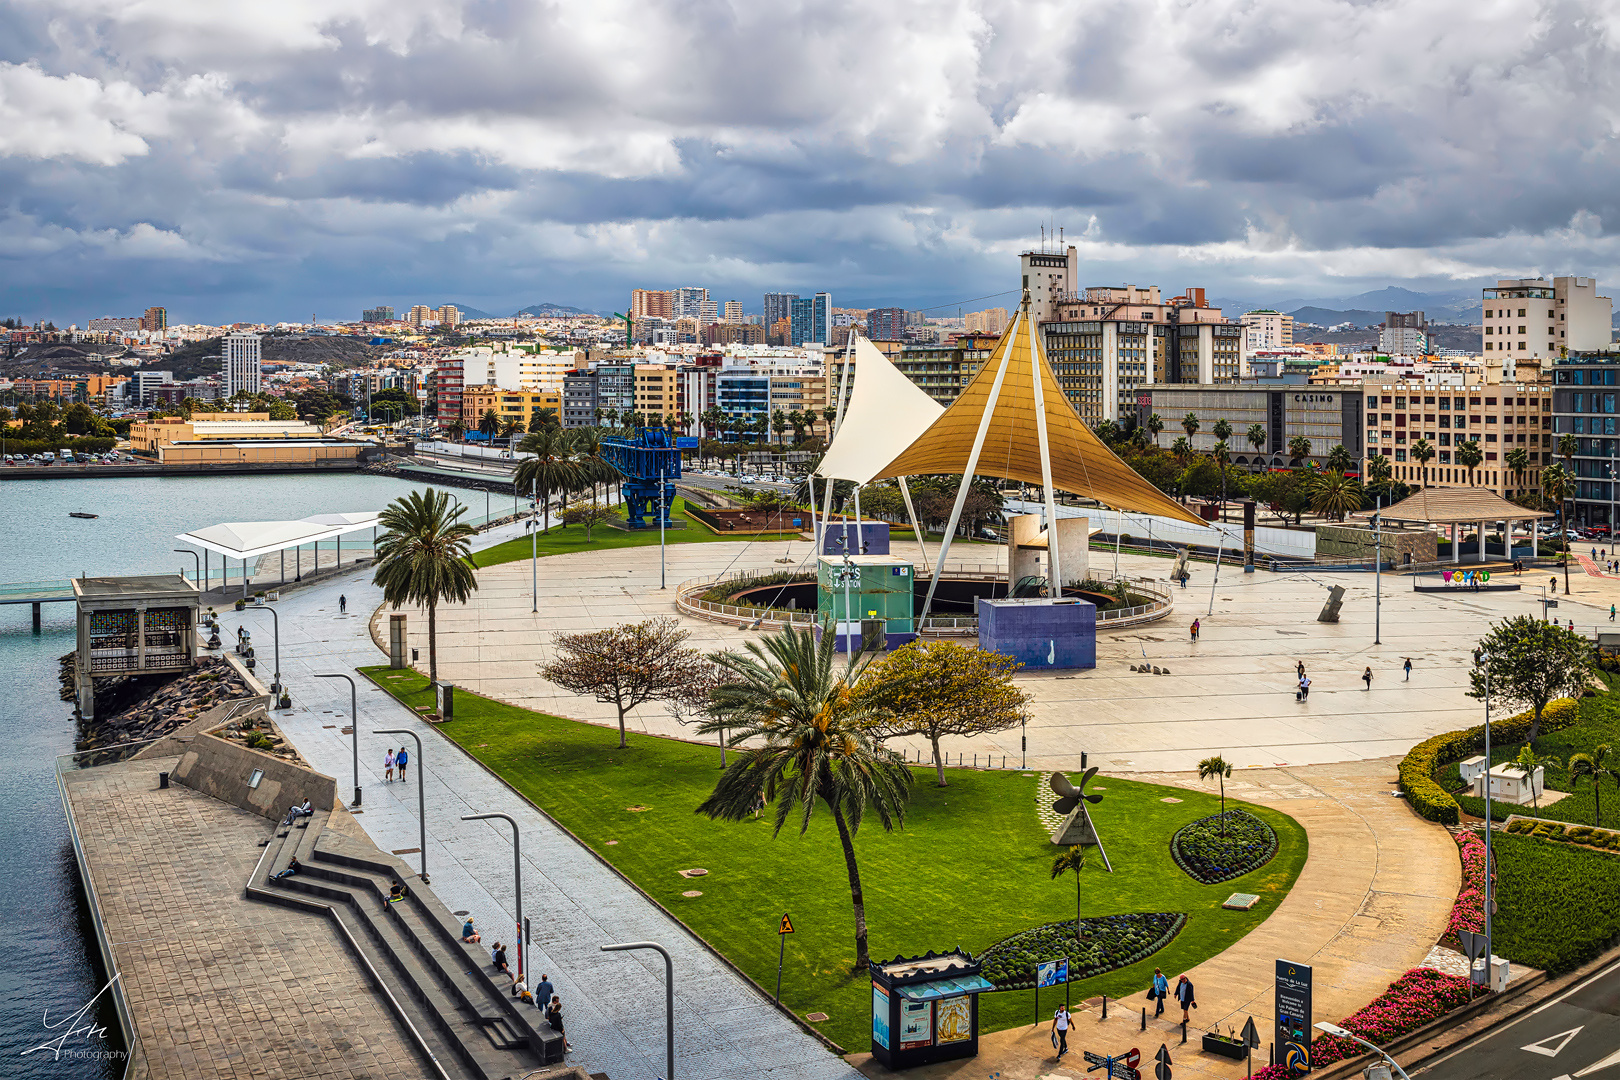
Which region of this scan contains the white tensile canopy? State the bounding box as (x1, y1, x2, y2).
(816, 336, 943, 485)
(177, 513, 382, 559)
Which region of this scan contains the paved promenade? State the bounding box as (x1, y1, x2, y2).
(249, 533, 860, 1080)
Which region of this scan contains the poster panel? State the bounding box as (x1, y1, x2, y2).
(935, 996, 971, 1044)
(872, 982, 890, 1049)
(899, 999, 933, 1047)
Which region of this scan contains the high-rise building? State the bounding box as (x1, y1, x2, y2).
(672, 287, 708, 320)
(1483, 277, 1613, 380)
(790, 297, 815, 346)
(698, 299, 719, 325)
(437, 305, 461, 328)
(1020, 245, 1079, 324)
(141, 307, 167, 332)
(408, 305, 434, 326)
(362, 306, 395, 323)
(963, 308, 1008, 335)
(222, 332, 262, 397)
(812, 292, 832, 346)
(631, 289, 674, 319)
(867, 307, 907, 340)
(763, 293, 797, 331)
(1241, 310, 1294, 352)
(1379, 312, 1428, 356)
(723, 300, 744, 322)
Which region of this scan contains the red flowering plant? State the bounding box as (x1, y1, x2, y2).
(1247, 968, 1476, 1079)
(1445, 830, 1488, 947)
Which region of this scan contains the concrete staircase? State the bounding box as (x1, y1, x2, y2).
(247, 812, 566, 1080)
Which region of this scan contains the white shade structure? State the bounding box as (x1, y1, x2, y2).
(175, 513, 383, 596)
(816, 336, 943, 485)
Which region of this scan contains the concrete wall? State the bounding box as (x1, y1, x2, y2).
(1317, 523, 1438, 564)
(172, 732, 336, 822)
(977, 598, 1096, 670)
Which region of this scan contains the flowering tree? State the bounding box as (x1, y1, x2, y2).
(858, 640, 1029, 786)
(561, 501, 615, 540)
(540, 618, 712, 748)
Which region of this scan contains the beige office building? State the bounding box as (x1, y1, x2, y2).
(1362, 379, 1552, 498)
(1242, 310, 1294, 352)
(1482, 277, 1612, 380)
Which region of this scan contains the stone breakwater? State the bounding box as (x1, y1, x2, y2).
(69, 656, 253, 751)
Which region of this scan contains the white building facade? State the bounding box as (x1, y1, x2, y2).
(222, 332, 262, 396)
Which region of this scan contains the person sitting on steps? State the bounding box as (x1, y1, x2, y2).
(461, 917, 480, 944)
(271, 856, 301, 880)
(387, 880, 409, 906)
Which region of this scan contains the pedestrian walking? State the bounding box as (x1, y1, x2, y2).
(1296, 674, 1311, 701)
(1404, 658, 1412, 681)
(1150, 968, 1169, 1018)
(534, 973, 555, 1010)
(384, 748, 395, 782)
(339, 594, 347, 614)
(1296, 660, 1306, 681)
(396, 745, 409, 782)
(1190, 618, 1200, 643)
(1363, 666, 1373, 690)
(1569, 619, 1576, 633)
(1175, 975, 1197, 1023)
(1610, 605, 1616, 623)
(1050, 1005, 1071, 1058)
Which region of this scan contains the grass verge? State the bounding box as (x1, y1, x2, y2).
(475, 497, 800, 567)
(1492, 832, 1620, 973)
(360, 665, 1308, 1051)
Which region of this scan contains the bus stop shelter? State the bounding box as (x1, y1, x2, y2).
(1359, 489, 1551, 564)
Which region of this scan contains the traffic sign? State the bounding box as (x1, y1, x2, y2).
(1125, 1047, 1141, 1069)
(1241, 1016, 1260, 1049)
(779, 913, 794, 935)
(1155, 1042, 1173, 1080)
(1458, 930, 1487, 961)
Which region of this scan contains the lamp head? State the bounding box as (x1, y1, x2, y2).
(1314, 1021, 1350, 1038)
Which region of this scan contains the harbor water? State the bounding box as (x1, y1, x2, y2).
(0, 472, 439, 1078)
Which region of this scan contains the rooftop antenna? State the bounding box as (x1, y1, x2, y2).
(1039, 223, 1045, 252)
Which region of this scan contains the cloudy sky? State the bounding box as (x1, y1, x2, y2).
(2, 0, 1619, 325)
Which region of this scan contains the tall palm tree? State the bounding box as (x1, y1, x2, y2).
(528, 406, 560, 434)
(516, 429, 582, 532)
(771, 409, 789, 446)
(1050, 846, 1088, 947)
(1544, 461, 1575, 592)
(1560, 432, 1579, 474)
(478, 408, 500, 440)
(1325, 444, 1354, 474)
(499, 415, 523, 448)
(1309, 471, 1364, 522)
(1569, 744, 1615, 828)
(1505, 446, 1529, 496)
(1212, 418, 1233, 452)
(572, 426, 609, 504)
(372, 489, 478, 683)
(1213, 439, 1231, 519)
(1366, 452, 1392, 497)
(1147, 412, 1165, 444)
(445, 420, 466, 442)
(1287, 435, 1311, 463)
(822, 405, 838, 438)
(1094, 418, 1120, 445)
(694, 627, 912, 971)
(1198, 754, 1233, 835)
(1181, 412, 1201, 441)
(1458, 439, 1484, 488)
(1171, 436, 1192, 464)
(1246, 423, 1267, 462)
(1513, 745, 1562, 809)
(1411, 437, 1435, 488)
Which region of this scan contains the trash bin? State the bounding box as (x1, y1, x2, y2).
(159, 771, 170, 789)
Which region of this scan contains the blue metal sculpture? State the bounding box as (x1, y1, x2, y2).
(601, 428, 689, 529)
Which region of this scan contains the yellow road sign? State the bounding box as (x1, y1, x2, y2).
(779, 913, 794, 935)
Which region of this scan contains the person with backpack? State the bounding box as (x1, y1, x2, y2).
(1050, 1004, 1070, 1058)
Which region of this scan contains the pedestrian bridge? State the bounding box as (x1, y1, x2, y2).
(0, 579, 75, 604)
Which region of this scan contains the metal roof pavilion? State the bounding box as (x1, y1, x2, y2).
(174, 513, 382, 596)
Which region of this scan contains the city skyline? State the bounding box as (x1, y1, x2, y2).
(2, 1, 1618, 325)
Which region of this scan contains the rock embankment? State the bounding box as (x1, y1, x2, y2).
(72, 656, 254, 751)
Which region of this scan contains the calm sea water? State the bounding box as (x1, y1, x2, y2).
(0, 472, 435, 1078)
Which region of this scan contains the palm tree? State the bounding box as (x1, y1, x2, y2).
(1181, 412, 1201, 441)
(1560, 432, 1578, 474)
(1505, 446, 1529, 496)
(478, 408, 500, 440)
(1050, 846, 1088, 947)
(1309, 471, 1365, 522)
(1212, 417, 1232, 451)
(822, 405, 838, 438)
(1147, 413, 1165, 444)
(1544, 462, 1575, 593)
(1094, 418, 1120, 445)
(1513, 745, 1562, 809)
(1458, 439, 1484, 488)
(771, 409, 789, 446)
(694, 627, 912, 971)
(1171, 436, 1192, 463)
(372, 489, 478, 683)
(1411, 437, 1435, 488)
(515, 429, 582, 532)
(1198, 754, 1233, 835)
(603, 407, 620, 430)
(1366, 453, 1392, 497)
(1246, 423, 1267, 462)
(1213, 439, 1231, 519)
(528, 406, 560, 434)
(445, 420, 466, 442)
(499, 415, 523, 448)
(1325, 444, 1354, 474)
(1569, 744, 1615, 828)
(1287, 435, 1311, 463)
(572, 426, 609, 504)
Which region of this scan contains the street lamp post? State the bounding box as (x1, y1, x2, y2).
(531, 478, 539, 613)
(375, 728, 428, 883)
(173, 548, 199, 588)
(462, 812, 522, 980)
(659, 465, 667, 590)
(1314, 1021, 1410, 1080)
(315, 673, 361, 807)
(600, 941, 673, 1080)
(1374, 496, 1383, 646)
(1480, 652, 1496, 989)
(239, 604, 282, 696)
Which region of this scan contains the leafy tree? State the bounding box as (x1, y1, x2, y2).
(1287, 434, 1312, 461)
(1197, 755, 1233, 835)
(1094, 418, 1120, 445)
(372, 489, 478, 683)
(1048, 845, 1091, 946)
(1324, 444, 1354, 474)
(371, 387, 420, 416)
(1505, 446, 1529, 495)
(1568, 744, 1617, 827)
(1469, 616, 1591, 743)
(561, 501, 615, 539)
(62, 402, 97, 434)
(858, 640, 1030, 786)
(1308, 470, 1364, 521)
(515, 429, 581, 532)
(1246, 423, 1267, 458)
(771, 408, 789, 445)
(478, 409, 500, 438)
(1411, 437, 1435, 487)
(1513, 744, 1563, 809)
(693, 626, 912, 970)
(541, 617, 712, 749)
(1458, 439, 1484, 487)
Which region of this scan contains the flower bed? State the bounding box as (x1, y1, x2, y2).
(1503, 816, 1620, 852)
(978, 912, 1186, 990)
(1169, 809, 1278, 884)
(1444, 831, 1487, 948)
(1248, 968, 1475, 1079)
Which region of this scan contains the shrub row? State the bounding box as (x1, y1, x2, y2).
(1396, 699, 1578, 825)
(1503, 817, 1620, 852)
(1444, 831, 1486, 948)
(1493, 832, 1620, 973)
(978, 912, 1186, 991)
(2, 436, 118, 456)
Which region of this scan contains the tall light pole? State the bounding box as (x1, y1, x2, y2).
(1374, 497, 1382, 646)
(600, 941, 673, 1080)
(463, 812, 522, 980)
(315, 673, 361, 808)
(659, 465, 667, 590)
(375, 728, 428, 883)
(1480, 651, 1496, 990)
(239, 604, 281, 696)
(1313, 1022, 1410, 1080)
(173, 547, 199, 587)
(531, 478, 539, 613)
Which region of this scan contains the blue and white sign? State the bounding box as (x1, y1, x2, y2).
(1037, 958, 1070, 987)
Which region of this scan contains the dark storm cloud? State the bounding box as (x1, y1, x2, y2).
(2, 0, 1619, 322)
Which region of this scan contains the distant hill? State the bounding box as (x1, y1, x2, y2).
(513, 302, 600, 318)
(1289, 307, 1389, 328)
(132, 334, 384, 380)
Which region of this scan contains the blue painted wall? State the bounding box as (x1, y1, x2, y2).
(976, 598, 1096, 670)
(822, 522, 890, 556)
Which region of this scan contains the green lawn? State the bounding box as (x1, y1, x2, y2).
(361, 666, 1308, 1051)
(475, 497, 801, 567)
(1492, 832, 1620, 973)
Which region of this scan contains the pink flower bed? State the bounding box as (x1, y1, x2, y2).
(1445, 830, 1487, 945)
(1247, 968, 1476, 1079)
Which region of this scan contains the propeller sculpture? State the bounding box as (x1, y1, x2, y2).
(1049, 768, 1113, 871)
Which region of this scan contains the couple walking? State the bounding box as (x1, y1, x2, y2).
(1051, 969, 1194, 1059)
(383, 746, 411, 782)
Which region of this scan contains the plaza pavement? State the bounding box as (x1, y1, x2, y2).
(240, 522, 862, 1080)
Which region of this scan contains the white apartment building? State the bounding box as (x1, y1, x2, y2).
(1020, 245, 1079, 324)
(1241, 310, 1294, 352)
(222, 332, 262, 396)
(1482, 276, 1612, 378)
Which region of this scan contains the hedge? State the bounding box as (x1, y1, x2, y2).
(1396, 698, 1578, 825)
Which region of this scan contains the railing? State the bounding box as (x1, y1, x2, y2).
(675, 569, 819, 627)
